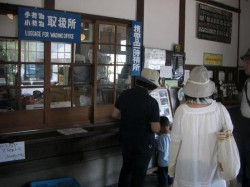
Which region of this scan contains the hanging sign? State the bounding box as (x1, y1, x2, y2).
(131, 21, 142, 76)
(18, 7, 81, 43)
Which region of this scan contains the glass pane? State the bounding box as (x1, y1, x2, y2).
(58, 43, 65, 52)
(117, 26, 132, 45)
(98, 44, 115, 57)
(97, 85, 113, 104)
(81, 22, 94, 42)
(21, 41, 44, 62)
(116, 65, 131, 84)
(5, 64, 18, 86)
(50, 87, 72, 108)
(73, 65, 92, 84)
(51, 65, 71, 85)
(7, 49, 18, 62)
(21, 64, 44, 86)
(0, 87, 17, 111)
(74, 86, 92, 106)
(21, 88, 44, 110)
(51, 43, 58, 53)
(75, 43, 93, 64)
(116, 84, 130, 100)
(1, 64, 18, 86)
(97, 65, 114, 83)
(99, 24, 115, 44)
(116, 46, 131, 64)
(65, 44, 71, 53)
(0, 39, 18, 62)
(37, 43, 44, 51)
(51, 42, 72, 63)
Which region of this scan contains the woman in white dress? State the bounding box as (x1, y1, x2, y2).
(169, 66, 234, 187)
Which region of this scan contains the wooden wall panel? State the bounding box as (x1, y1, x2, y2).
(49, 107, 91, 127)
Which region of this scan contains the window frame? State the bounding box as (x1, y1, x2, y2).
(0, 16, 132, 134)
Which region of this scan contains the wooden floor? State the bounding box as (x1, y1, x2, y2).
(105, 173, 242, 187)
(105, 173, 159, 187)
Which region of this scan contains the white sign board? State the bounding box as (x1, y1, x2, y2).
(0, 142, 25, 163)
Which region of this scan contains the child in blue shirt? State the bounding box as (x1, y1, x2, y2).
(157, 116, 173, 187)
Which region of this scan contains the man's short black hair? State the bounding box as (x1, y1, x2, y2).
(136, 79, 157, 90)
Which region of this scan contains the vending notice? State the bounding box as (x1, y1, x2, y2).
(0, 142, 25, 163)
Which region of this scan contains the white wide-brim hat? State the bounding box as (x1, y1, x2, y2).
(136, 68, 160, 88)
(183, 66, 215, 98)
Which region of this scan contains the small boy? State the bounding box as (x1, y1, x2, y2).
(156, 116, 173, 187)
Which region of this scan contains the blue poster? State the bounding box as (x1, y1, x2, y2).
(131, 21, 142, 76)
(18, 7, 81, 43)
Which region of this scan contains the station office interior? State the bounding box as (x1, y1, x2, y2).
(0, 0, 250, 187)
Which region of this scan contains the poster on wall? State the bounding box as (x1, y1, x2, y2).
(150, 88, 173, 123)
(18, 7, 81, 43)
(165, 50, 185, 81)
(144, 48, 166, 70)
(197, 3, 232, 44)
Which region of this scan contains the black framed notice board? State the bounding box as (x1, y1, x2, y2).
(197, 3, 232, 44)
(143, 48, 185, 86)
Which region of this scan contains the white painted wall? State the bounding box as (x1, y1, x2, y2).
(0, 0, 43, 7)
(0, 0, 43, 37)
(55, 0, 136, 20)
(0, 0, 248, 69)
(239, 0, 250, 67)
(0, 15, 18, 37)
(185, 0, 239, 67)
(144, 0, 179, 50)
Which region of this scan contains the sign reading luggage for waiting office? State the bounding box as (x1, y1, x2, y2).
(18, 7, 81, 43)
(197, 3, 232, 44)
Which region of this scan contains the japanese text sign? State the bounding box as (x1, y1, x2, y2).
(131, 21, 142, 76)
(18, 7, 81, 43)
(0, 142, 25, 163)
(204, 53, 223, 66)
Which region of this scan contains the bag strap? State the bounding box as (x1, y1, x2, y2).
(217, 102, 232, 132)
(217, 102, 224, 132)
(244, 80, 250, 107)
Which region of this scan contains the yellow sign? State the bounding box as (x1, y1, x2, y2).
(203, 53, 222, 66)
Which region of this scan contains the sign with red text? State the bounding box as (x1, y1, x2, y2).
(204, 53, 223, 66)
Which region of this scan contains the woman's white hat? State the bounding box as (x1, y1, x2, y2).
(136, 68, 160, 88)
(183, 66, 215, 98)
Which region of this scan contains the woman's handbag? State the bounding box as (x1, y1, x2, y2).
(217, 102, 241, 181)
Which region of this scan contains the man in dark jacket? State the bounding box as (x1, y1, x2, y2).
(112, 68, 161, 187)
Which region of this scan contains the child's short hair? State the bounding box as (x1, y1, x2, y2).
(160, 116, 170, 128)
